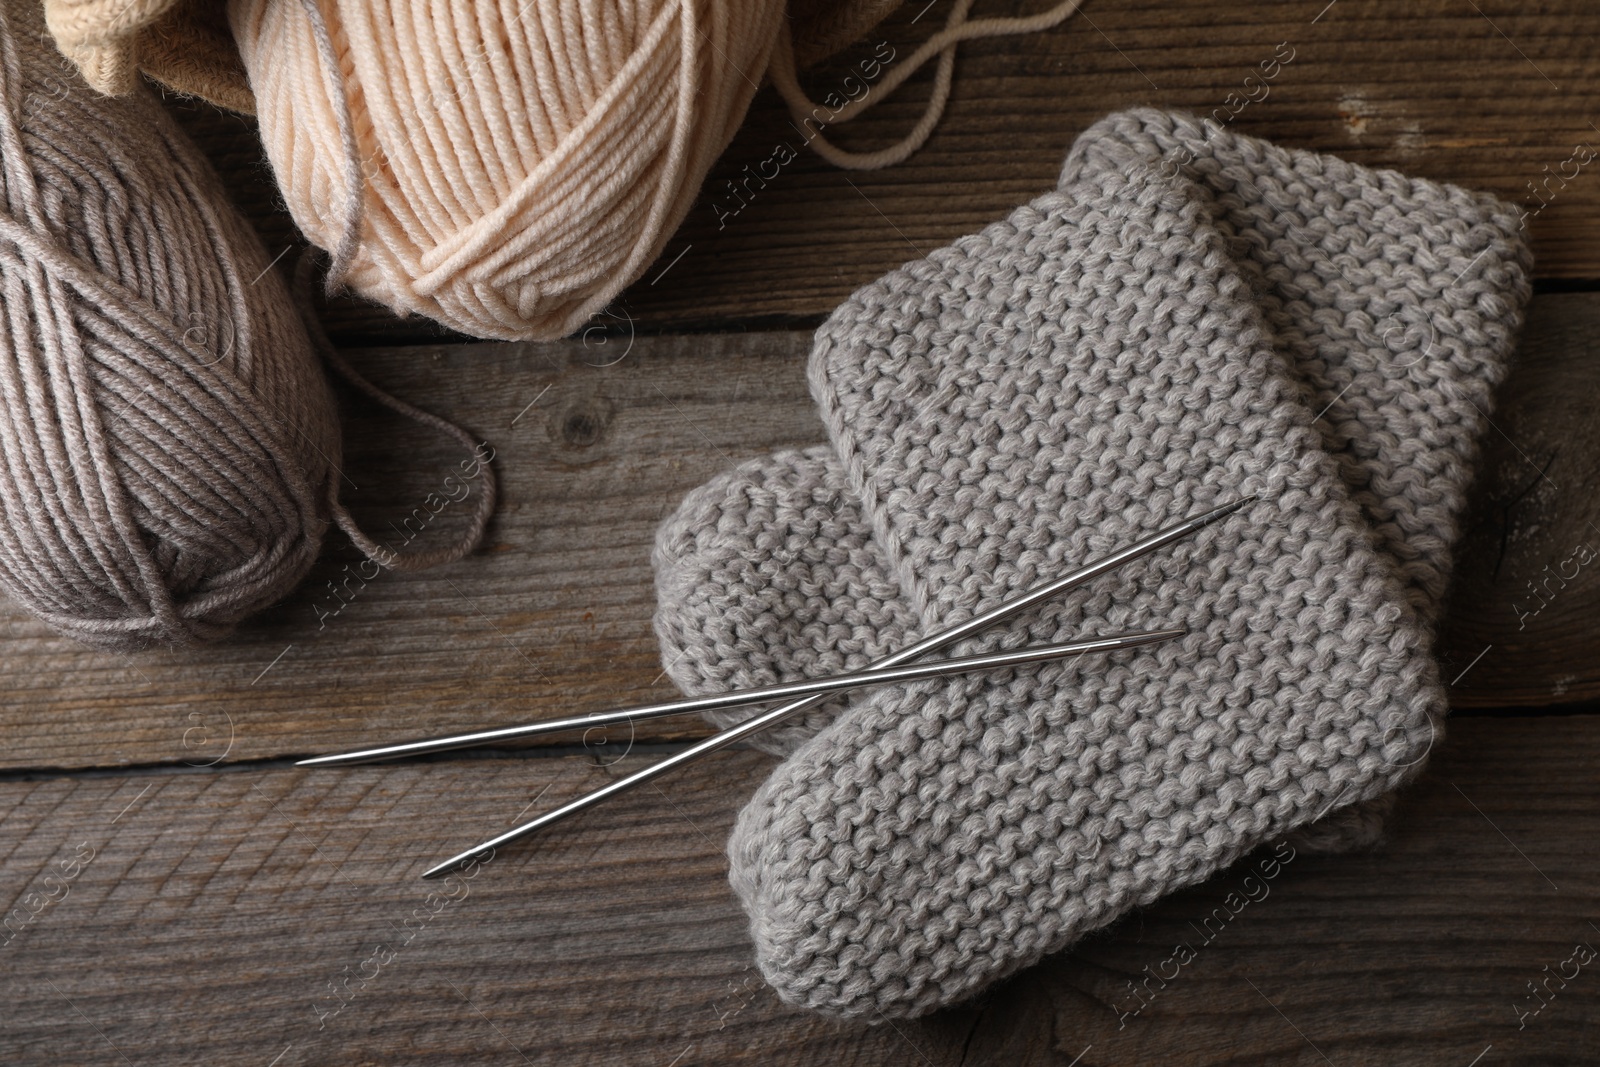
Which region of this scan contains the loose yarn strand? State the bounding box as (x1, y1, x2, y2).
(293, 253, 497, 574)
(770, 0, 1085, 170)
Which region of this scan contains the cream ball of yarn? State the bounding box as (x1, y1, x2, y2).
(232, 0, 787, 341)
(0, 0, 341, 650)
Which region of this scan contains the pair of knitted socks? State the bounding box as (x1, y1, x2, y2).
(654, 108, 1531, 1020)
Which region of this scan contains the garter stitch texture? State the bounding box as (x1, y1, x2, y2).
(0, 0, 340, 649)
(653, 109, 1530, 1018)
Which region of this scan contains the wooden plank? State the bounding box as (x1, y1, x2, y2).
(1441, 295, 1600, 707)
(0, 332, 818, 771)
(2, 295, 1599, 772)
(164, 0, 1600, 346)
(961, 714, 1600, 1066)
(0, 717, 1596, 1065)
(0, 749, 959, 1065)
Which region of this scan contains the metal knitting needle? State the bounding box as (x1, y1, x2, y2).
(300, 630, 1184, 767)
(420, 497, 1248, 879)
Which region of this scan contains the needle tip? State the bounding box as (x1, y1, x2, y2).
(297, 751, 385, 768)
(421, 852, 484, 879)
(1205, 496, 1254, 521)
(1176, 496, 1254, 537)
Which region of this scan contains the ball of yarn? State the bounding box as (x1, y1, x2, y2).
(232, 0, 787, 341)
(0, 0, 340, 650)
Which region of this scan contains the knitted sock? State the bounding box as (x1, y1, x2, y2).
(653, 109, 1530, 1019)
(654, 108, 1530, 850)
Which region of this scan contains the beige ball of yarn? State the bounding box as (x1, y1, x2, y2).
(0, 0, 340, 650)
(232, 0, 787, 341)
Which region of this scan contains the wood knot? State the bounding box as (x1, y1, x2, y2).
(553, 397, 611, 450)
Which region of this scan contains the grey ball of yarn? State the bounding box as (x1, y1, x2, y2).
(0, 0, 339, 650)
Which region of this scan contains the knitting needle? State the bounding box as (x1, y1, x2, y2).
(419, 497, 1248, 878)
(300, 629, 1184, 767)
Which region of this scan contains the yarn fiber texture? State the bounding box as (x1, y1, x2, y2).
(231, 0, 788, 341)
(652, 108, 1531, 1019)
(0, 0, 339, 650)
(44, 0, 255, 111)
(42, 0, 902, 113)
(230, 0, 1088, 340)
(657, 108, 1531, 762)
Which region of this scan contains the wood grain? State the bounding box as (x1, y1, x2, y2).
(164, 0, 1600, 347)
(0, 717, 1595, 1066)
(1441, 295, 1600, 707)
(964, 714, 1600, 1066)
(2, 296, 1599, 771)
(0, 749, 962, 1066)
(0, 332, 819, 771)
(12, 10, 1592, 1064)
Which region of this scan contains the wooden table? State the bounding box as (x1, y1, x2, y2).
(6, 2, 1600, 1063)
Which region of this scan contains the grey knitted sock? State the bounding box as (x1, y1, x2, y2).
(654, 109, 1530, 853)
(654, 110, 1531, 1020)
